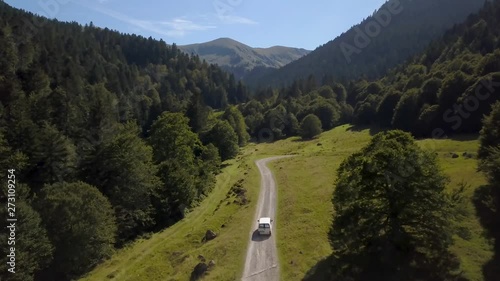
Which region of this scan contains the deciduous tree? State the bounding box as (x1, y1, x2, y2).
(0, 185, 53, 281)
(300, 114, 322, 139)
(36, 182, 117, 280)
(329, 131, 460, 280)
(203, 120, 239, 161)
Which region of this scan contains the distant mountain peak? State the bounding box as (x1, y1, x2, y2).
(178, 38, 311, 80)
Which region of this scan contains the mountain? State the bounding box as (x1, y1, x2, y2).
(239, 0, 500, 141)
(246, 0, 487, 88)
(178, 38, 310, 80)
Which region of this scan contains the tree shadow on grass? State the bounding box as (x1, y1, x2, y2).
(302, 247, 465, 281)
(472, 184, 500, 281)
(302, 253, 397, 281)
(447, 134, 480, 141)
(345, 125, 383, 136)
(302, 255, 333, 281)
(292, 137, 317, 142)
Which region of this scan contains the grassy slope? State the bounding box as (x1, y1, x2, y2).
(80, 151, 263, 281)
(265, 126, 493, 281)
(80, 125, 493, 281)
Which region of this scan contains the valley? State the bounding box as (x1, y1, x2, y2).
(80, 126, 492, 281)
(1, 0, 499, 281)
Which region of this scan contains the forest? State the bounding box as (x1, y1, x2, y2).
(0, 2, 249, 280)
(244, 0, 485, 88)
(0, 0, 499, 280)
(241, 0, 500, 141)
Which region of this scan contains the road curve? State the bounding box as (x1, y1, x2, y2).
(242, 156, 292, 281)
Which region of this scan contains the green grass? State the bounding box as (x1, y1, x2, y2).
(80, 125, 494, 281)
(79, 151, 264, 281)
(264, 126, 493, 281)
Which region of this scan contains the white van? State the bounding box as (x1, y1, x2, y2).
(257, 217, 273, 235)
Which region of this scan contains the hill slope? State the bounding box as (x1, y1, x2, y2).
(246, 0, 486, 88)
(346, 0, 500, 136)
(179, 38, 310, 80)
(237, 0, 500, 143)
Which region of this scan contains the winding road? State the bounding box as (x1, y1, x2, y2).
(242, 156, 292, 281)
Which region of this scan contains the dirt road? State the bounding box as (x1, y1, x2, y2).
(242, 156, 292, 281)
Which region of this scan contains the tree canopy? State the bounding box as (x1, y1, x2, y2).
(203, 120, 240, 161)
(476, 101, 500, 281)
(36, 182, 117, 280)
(300, 114, 323, 139)
(329, 130, 460, 280)
(0, 185, 53, 281)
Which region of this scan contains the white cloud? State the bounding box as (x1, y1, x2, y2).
(90, 6, 216, 37)
(158, 18, 216, 37)
(218, 15, 258, 25)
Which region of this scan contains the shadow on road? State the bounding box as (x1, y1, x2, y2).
(251, 230, 271, 242)
(473, 184, 500, 281)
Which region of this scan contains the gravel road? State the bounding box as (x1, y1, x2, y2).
(241, 156, 292, 281)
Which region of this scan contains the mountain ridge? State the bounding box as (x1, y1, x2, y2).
(178, 37, 311, 80)
(245, 0, 487, 88)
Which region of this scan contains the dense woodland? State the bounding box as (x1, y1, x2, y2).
(0, 2, 249, 280)
(476, 101, 500, 281)
(0, 0, 499, 280)
(242, 0, 500, 140)
(245, 0, 485, 88)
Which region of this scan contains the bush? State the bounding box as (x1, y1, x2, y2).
(300, 114, 322, 139)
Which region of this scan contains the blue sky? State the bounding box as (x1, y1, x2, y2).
(5, 0, 387, 50)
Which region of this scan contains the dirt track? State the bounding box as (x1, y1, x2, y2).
(241, 156, 292, 281)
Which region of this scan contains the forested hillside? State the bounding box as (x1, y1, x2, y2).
(349, 0, 500, 136)
(246, 0, 485, 88)
(0, 2, 249, 281)
(241, 0, 500, 141)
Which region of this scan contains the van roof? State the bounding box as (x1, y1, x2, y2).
(259, 217, 271, 224)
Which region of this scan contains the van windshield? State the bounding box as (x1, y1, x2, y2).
(259, 224, 270, 228)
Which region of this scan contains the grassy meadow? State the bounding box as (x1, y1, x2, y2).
(80, 125, 493, 281)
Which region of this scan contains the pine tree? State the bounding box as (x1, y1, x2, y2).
(148, 112, 203, 225)
(186, 91, 210, 133)
(82, 121, 161, 244)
